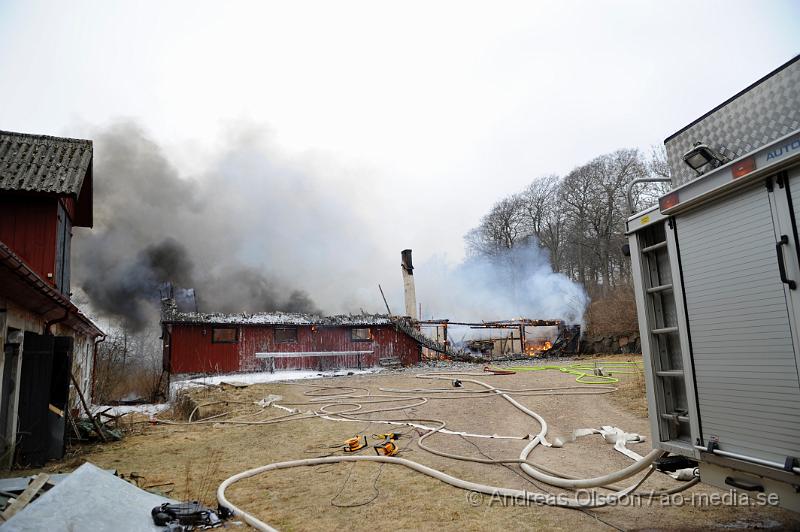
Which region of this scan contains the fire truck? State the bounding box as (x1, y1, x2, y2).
(627, 55, 800, 511)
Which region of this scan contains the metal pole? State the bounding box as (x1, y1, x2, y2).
(378, 284, 392, 316)
(626, 177, 671, 214)
(694, 445, 800, 474)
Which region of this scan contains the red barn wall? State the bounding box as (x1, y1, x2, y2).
(167, 323, 421, 375)
(167, 324, 240, 374)
(371, 326, 421, 366)
(0, 195, 58, 283)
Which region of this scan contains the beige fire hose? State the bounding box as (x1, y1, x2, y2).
(217, 454, 656, 532)
(216, 372, 681, 530)
(415, 373, 667, 489)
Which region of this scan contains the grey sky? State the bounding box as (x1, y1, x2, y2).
(1, 1, 798, 316)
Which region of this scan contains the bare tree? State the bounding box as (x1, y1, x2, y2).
(590, 149, 648, 293)
(465, 194, 527, 256)
(465, 146, 669, 297)
(648, 144, 670, 179)
(519, 175, 559, 234)
(94, 325, 165, 403)
(518, 175, 565, 271)
(559, 162, 600, 285)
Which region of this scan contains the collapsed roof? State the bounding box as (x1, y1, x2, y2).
(160, 299, 394, 327)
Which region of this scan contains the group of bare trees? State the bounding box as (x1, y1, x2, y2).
(93, 328, 165, 403)
(465, 147, 670, 297)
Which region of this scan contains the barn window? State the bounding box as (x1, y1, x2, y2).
(275, 327, 298, 343)
(212, 327, 238, 343)
(351, 328, 372, 341)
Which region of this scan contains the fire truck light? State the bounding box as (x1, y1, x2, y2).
(682, 142, 729, 175)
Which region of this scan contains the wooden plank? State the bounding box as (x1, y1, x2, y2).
(66, 409, 82, 441)
(1, 473, 50, 520)
(70, 372, 107, 442)
(255, 350, 373, 359)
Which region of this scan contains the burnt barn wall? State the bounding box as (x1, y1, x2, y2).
(167, 324, 421, 375)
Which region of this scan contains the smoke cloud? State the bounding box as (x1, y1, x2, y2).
(413, 240, 588, 325)
(72, 121, 587, 334)
(72, 122, 347, 331)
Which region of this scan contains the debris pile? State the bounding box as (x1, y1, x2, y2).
(0, 463, 230, 531)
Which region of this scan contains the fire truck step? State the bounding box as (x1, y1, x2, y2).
(656, 370, 684, 378)
(641, 241, 668, 253)
(651, 326, 679, 335)
(647, 283, 673, 294)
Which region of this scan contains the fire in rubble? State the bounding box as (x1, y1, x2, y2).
(525, 339, 553, 356)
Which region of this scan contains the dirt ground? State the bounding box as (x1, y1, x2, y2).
(8, 354, 800, 531)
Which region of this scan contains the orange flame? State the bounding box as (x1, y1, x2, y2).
(525, 340, 553, 356)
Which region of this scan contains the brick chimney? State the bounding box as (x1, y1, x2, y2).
(401, 249, 418, 320)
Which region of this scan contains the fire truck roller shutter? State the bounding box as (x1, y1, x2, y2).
(675, 179, 800, 466)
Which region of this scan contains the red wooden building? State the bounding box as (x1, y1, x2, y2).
(161, 298, 422, 376)
(0, 130, 103, 467)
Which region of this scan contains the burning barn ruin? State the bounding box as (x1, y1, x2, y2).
(418, 319, 581, 360)
(161, 248, 582, 379)
(399, 250, 582, 360)
(160, 297, 580, 378)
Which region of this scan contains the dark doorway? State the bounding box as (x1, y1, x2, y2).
(17, 332, 55, 467)
(15, 333, 75, 467)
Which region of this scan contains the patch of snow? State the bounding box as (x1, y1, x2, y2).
(91, 403, 170, 417)
(166, 311, 320, 325)
(169, 368, 382, 399)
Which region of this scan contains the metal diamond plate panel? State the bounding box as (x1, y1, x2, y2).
(666, 57, 800, 187)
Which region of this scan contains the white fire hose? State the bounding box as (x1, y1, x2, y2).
(217, 372, 678, 531)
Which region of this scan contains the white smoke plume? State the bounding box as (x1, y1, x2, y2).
(412, 240, 588, 325)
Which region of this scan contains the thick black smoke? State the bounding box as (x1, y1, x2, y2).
(72, 122, 322, 331)
(78, 238, 192, 330)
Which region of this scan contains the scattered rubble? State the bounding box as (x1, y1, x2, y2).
(0, 463, 180, 531)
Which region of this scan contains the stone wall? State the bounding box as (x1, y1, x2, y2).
(580, 333, 640, 354)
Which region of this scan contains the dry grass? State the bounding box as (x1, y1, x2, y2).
(573, 353, 648, 418)
(609, 360, 648, 418)
(8, 368, 798, 531)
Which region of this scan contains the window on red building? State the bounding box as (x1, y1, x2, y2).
(212, 327, 238, 343)
(351, 328, 372, 341)
(275, 327, 298, 343)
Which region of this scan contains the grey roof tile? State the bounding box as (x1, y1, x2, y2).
(0, 130, 92, 195)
